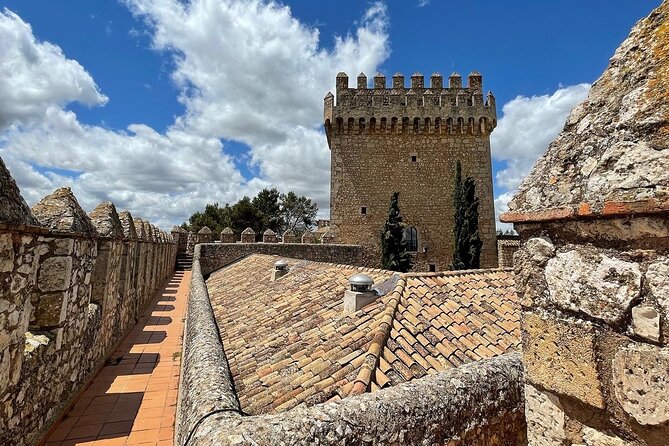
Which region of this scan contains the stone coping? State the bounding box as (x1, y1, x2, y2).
(501, 198, 669, 224)
(186, 353, 523, 446)
(0, 222, 176, 243)
(176, 247, 241, 446)
(177, 244, 524, 445)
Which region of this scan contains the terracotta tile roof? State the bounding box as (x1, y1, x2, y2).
(205, 255, 520, 415)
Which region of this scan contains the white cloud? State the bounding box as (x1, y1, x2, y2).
(491, 84, 590, 227)
(0, 2, 390, 228)
(124, 0, 389, 209)
(0, 9, 107, 130)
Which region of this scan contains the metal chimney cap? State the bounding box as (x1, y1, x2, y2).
(348, 273, 374, 291)
(274, 259, 289, 270)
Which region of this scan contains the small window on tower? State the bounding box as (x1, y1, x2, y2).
(410, 153, 418, 163)
(360, 206, 367, 215)
(429, 263, 436, 272)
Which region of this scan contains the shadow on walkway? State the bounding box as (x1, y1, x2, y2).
(42, 270, 190, 446)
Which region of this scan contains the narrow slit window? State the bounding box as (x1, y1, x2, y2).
(410, 154, 417, 163)
(360, 206, 367, 215)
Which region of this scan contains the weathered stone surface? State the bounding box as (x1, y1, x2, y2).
(301, 231, 316, 244)
(133, 218, 146, 239)
(0, 233, 14, 273)
(523, 312, 604, 408)
(0, 156, 38, 226)
(32, 188, 96, 236)
(524, 384, 565, 446)
(38, 257, 73, 292)
(613, 344, 669, 425)
(219, 227, 235, 243)
(505, 2, 669, 218)
(580, 426, 629, 446)
(89, 202, 124, 239)
(632, 305, 661, 342)
(646, 257, 669, 315)
(177, 254, 240, 446)
(524, 236, 555, 265)
(281, 229, 297, 243)
(545, 247, 641, 324)
(240, 227, 255, 243)
(118, 211, 137, 239)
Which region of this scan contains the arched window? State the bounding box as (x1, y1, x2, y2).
(404, 227, 418, 252)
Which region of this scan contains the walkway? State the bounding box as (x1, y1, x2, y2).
(43, 269, 190, 446)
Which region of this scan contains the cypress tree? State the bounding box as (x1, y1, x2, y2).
(451, 161, 483, 270)
(380, 192, 413, 272)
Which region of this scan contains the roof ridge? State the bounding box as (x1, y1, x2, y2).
(401, 267, 513, 279)
(348, 277, 406, 395)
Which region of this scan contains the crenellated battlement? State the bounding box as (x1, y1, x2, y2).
(324, 71, 496, 137)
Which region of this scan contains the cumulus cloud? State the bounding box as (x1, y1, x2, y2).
(0, 2, 390, 227)
(124, 0, 389, 211)
(0, 9, 107, 130)
(491, 84, 590, 227)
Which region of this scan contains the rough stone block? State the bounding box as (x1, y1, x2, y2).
(613, 344, 669, 425)
(38, 256, 73, 292)
(523, 312, 605, 408)
(580, 425, 629, 446)
(631, 305, 660, 342)
(0, 233, 14, 273)
(646, 257, 669, 315)
(33, 292, 68, 327)
(524, 383, 566, 446)
(544, 247, 641, 324)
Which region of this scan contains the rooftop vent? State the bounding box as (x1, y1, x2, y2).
(271, 259, 289, 281)
(344, 273, 377, 312)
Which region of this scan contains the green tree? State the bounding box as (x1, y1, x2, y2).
(229, 196, 262, 234)
(380, 192, 413, 272)
(185, 202, 231, 234)
(279, 191, 318, 235)
(451, 161, 483, 270)
(252, 188, 283, 232)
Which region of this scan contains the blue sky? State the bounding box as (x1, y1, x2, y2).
(0, 0, 660, 228)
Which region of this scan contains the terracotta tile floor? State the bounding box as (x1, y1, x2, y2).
(43, 270, 190, 446)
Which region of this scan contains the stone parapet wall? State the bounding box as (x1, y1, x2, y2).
(197, 242, 363, 276)
(511, 218, 669, 445)
(502, 3, 669, 444)
(0, 158, 177, 446)
(175, 250, 240, 446)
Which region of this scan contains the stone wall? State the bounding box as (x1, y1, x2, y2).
(497, 236, 520, 268)
(197, 242, 363, 276)
(177, 248, 526, 445)
(325, 72, 498, 271)
(0, 157, 177, 446)
(502, 3, 669, 445)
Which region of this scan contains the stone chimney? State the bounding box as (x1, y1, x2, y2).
(220, 227, 235, 244)
(271, 259, 289, 281)
(343, 273, 377, 312)
(240, 227, 255, 243)
(501, 3, 669, 444)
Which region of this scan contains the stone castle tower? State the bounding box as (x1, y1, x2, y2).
(324, 71, 498, 270)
